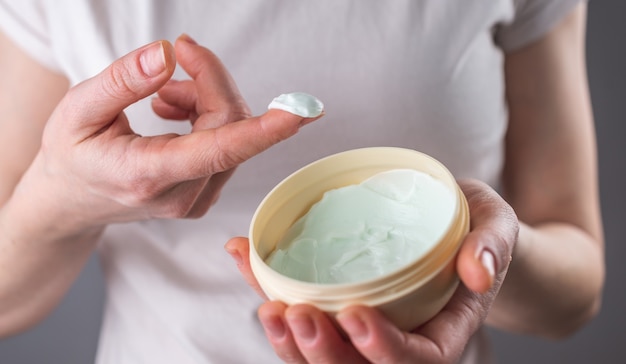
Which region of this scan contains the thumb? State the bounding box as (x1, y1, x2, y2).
(53, 40, 176, 137)
(456, 179, 519, 293)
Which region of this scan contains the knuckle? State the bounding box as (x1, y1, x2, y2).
(375, 349, 418, 364)
(160, 201, 193, 219)
(183, 198, 216, 219)
(218, 107, 251, 124)
(183, 208, 204, 219)
(158, 181, 208, 219)
(227, 103, 252, 121)
(122, 169, 163, 207)
(208, 129, 241, 172)
(276, 351, 305, 364)
(101, 63, 138, 101)
(259, 114, 298, 143)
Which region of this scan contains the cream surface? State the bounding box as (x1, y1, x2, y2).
(267, 92, 324, 117)
(266, 169, 457, 284)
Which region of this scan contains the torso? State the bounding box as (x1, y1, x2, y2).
(6, 1, 527, 362)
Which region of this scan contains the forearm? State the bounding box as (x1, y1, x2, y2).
(486, 221, 604, 338)
(0, 178, 102, 337)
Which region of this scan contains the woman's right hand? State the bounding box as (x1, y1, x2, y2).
(8, 36, 321, 239)
(1, 34, 322, 336)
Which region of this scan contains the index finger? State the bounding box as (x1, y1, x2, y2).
(152, 93, 324, 183)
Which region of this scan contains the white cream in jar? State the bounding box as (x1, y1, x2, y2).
(266, 169, 456, 284)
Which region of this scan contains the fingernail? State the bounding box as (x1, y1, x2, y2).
(140, 41, 166, 77)
(225, 246, 243, 266)
(268, 92, 324, 118)
(287, 315, 317, 343)
(480, 249, 496, 281)
(336, 312, 369, 344)
(178, 33, 198, 45)
(260, 315, 286, 340)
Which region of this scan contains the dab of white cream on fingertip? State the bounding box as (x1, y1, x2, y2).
(268, 92, 324, 118)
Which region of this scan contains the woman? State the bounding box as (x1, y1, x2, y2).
(0, 1, 603, 362)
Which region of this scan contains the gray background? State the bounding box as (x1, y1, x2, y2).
(0, 1, 624, 363)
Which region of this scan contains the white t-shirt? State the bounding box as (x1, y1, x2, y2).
(0, 1, 582, 363)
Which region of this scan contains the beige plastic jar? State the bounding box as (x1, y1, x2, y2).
(249, 147, 469, 331)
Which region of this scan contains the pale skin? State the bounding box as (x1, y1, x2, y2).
(0, 3, 603, 364)
(0, 34, 321, 335)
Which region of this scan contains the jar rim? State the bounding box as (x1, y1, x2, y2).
(249, 147, 470, 309)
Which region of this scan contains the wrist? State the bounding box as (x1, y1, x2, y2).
(2, 168, 105, 244)
(1, 198, 104, 248)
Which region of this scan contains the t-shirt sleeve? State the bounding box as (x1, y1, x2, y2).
(496, 0, 586, 52)
(0, 0, 61, 72)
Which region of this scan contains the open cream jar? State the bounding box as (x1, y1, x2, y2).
(249, 147, 469, 331)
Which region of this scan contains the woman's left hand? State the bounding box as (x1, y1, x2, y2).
(226, 178, 518, 363)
